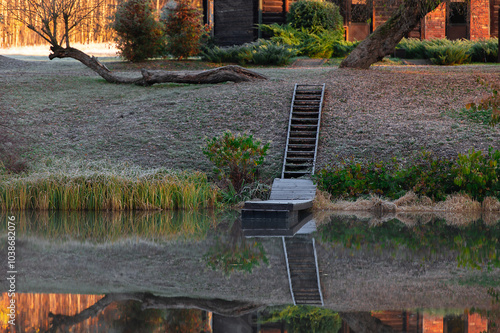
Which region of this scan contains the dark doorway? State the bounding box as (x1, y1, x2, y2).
(446, 1, 469, 40)
(347, 0, 372, 41)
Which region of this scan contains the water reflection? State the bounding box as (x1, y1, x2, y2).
(1, 211, 499, 331)
(0, 292, 493, 333)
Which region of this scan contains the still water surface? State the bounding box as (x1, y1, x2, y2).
(0, 210, 499, 332)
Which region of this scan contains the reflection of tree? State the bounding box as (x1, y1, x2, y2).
(319, 218, 500, 270)
(204, 219, 269, 275)
(164, 309, 209, 333)
(339, 312, 396, 333)
(46, 293, 263, 332)
(263, 305, 341, 333)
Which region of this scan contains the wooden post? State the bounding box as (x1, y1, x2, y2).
(258, 0, 263, 38)
(498, 8, 500, 62)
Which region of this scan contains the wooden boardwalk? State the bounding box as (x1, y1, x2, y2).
(242, 83, 325, 219)
(241, 84, 325, 306)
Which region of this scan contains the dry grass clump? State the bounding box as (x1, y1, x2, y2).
(482, 196, 500, 211)
(314, 190, 500, 214)
(0, 167, 219, 211)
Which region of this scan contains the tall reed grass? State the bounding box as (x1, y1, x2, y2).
(0, 170, 219, 211)
(0, 210, 219, 241)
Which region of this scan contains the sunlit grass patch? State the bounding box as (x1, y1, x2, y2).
(0, 162, 219, 211)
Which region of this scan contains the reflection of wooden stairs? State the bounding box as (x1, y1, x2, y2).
(283, 236, 323, 306)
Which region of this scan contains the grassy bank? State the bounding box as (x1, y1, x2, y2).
(2, 57, 500, 210)
(0, 162, 219, 210)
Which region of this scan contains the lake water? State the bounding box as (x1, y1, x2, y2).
(1, 210, 499, 332)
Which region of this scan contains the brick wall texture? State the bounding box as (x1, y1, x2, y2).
(470, 0, 490, 39)
(424, 3, 447, 39)
(422, 314, 444, 333)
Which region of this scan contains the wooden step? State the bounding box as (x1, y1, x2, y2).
(287, 144, 316, 149)
(292, 111, 320, 116)
(288, 131, 317, 137)
(286, 151, 315, 156)
(291, 117, 318, 121)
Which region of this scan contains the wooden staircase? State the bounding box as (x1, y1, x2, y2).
(283, 236, 324, 306)
(282, 84, 325, 179)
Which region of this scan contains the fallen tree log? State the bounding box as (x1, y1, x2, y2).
(49, 46, 267, 85)
(140, 65, 268, 86)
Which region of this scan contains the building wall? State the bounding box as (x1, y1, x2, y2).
(423, 3, 447, 39)
(372, 0, 399, 30)
(470, 0, 490, 39)
(422, 314, 444, 333)
(467, 313, 489, 333)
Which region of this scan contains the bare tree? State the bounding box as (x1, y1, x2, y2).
(340, 0, 444, 69)
(3, 0, 104, 49)
(1, 0, 267, 85)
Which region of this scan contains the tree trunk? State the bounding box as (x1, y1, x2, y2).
(49, 46, 268, 85)
(140, 65, 268, 86)
(340, 0, 442, 69)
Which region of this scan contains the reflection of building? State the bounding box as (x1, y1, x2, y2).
(340, 311, 489, 333)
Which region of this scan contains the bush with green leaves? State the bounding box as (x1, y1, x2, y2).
(263, 305, 342, 333)
(260, 23, 349, 58)
(111, 0, 165, 62)
(315, 148, 500, 201)
(201, 40, 297, 66)
(287, 0, 343, 33)
(250, 39, 298, 65)
(425, 40, 471, 65)
(396, 38, 498, 65)
(454, 148, 500, 200)
(469, 38, 498, 62)
(202, 131, 270, 192)
(161, 0, 208, 59)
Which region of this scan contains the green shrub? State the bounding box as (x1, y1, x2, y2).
(261, 23, 348, 58)
(250, 39, 298, 65)
(469, 38, 498, 63)
(202, 40, 297, 66)
(314, 158, 402, 199)
(315, 148, 500, 201)
(287, 0, 344, 33)
(111, 0, 165, 62)
(425, 41, 471, 65)
(202, 131, 270, 192)
(300, 29, 342, 58)
(263, 306, 342, 333)
(454, 147, 500, 200)
(331, 40, 360, 57)
(396, 38, 499, 64)
(396, 38, 427, 59)
(161, 0, 208, 59)
(395, 151, 457, 201)
(200, 45, 244, 63)
(260, 23, 303, 46)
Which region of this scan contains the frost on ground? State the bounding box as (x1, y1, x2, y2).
(1, 56, 500, 180)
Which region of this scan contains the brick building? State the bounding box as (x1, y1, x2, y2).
(348, 0, 497, 41)
(1, 0, 499, 48)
